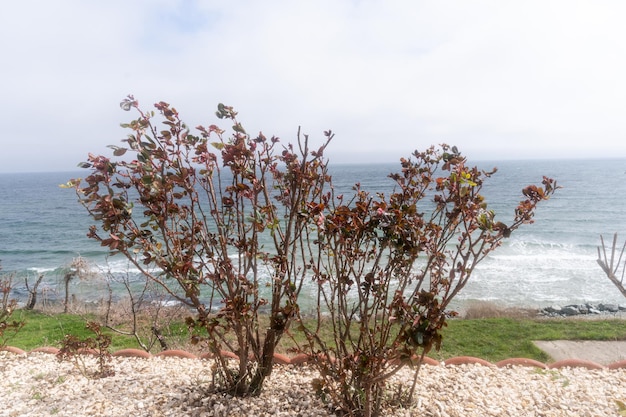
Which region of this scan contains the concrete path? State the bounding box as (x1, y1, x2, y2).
(534, 340, 626, 365)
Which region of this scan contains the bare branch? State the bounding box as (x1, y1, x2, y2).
(597, 234, 626, 298)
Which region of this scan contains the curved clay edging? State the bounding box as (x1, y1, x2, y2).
(444, 356, 493, 367)
(289, 353, 311, 365)
(548, 359, 606, 370)
(3, 346, 626, 369)
(30, 346, 60, 355)
(607, 359, 626, 369)
(419, 356, 440, 366)
(495, 358, 548, 369)
(112, 348, 153, 358)
(156, 349, 198, 359)
(0, 346, 26, 355)
(272, 353, 291, 365)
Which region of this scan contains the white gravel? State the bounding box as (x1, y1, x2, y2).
(2, 351, 626, 417)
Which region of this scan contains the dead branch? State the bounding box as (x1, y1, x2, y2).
(597, 233, 626, 298)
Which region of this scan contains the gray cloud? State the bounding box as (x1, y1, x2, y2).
(1, 1, 625, 173)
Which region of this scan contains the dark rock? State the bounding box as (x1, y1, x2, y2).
(577, 305, 589, 314)
(544, 306, 562, 314)
(560, 306, 580, 316)
(538, 302, 626, 317)
(599, 303, 619, 313)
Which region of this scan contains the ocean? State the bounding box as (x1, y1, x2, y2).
(1, 158, 626, 311)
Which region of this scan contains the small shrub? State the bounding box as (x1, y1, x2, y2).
(0, 264, 25, 347)
(57, 321, 114, 378)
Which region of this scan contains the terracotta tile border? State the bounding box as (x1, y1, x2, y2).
(495, 358, 548, 369)
(289, 353, 311, 365)
(112, 348, 152, 358)
(0, 346, 26, 355)
(76, 348, 100, 356)
(155, 349, 198, 359)
(607, 359, 626, 370)
(29, 346, 60, 355)
(548, 359, 605, 370)
(444, 356, 493, 367)
(272, 352, 291, 365)
(420, 356, 441, 366)
(2, 346, 625, 369)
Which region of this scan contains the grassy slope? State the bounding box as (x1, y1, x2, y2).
(4, 310, 626, 363)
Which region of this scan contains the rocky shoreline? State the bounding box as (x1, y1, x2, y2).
(538, 303, 626, 318)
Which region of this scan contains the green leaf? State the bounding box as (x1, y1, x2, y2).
(107, 145, 128, 157)
(232, 123, 246, 134)
(141, 140, 156, 150)
(616, 400, 626, 415)
(211, 142, 225, 150)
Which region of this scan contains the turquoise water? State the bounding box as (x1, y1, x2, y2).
(1, 158, 626, 309)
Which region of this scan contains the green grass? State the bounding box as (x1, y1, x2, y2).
(4, 310, 626, 363)
(432, 317, 626, 362)
(2, 310, 136, 351)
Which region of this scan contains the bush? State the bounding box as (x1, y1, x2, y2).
(293, 146, 557, 416)
(57, 321, 114, 378)
(67, 96, 331, 396)
(66, 97, 557, 414)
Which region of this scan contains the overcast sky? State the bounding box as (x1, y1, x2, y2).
(1, 1, 625, 173)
